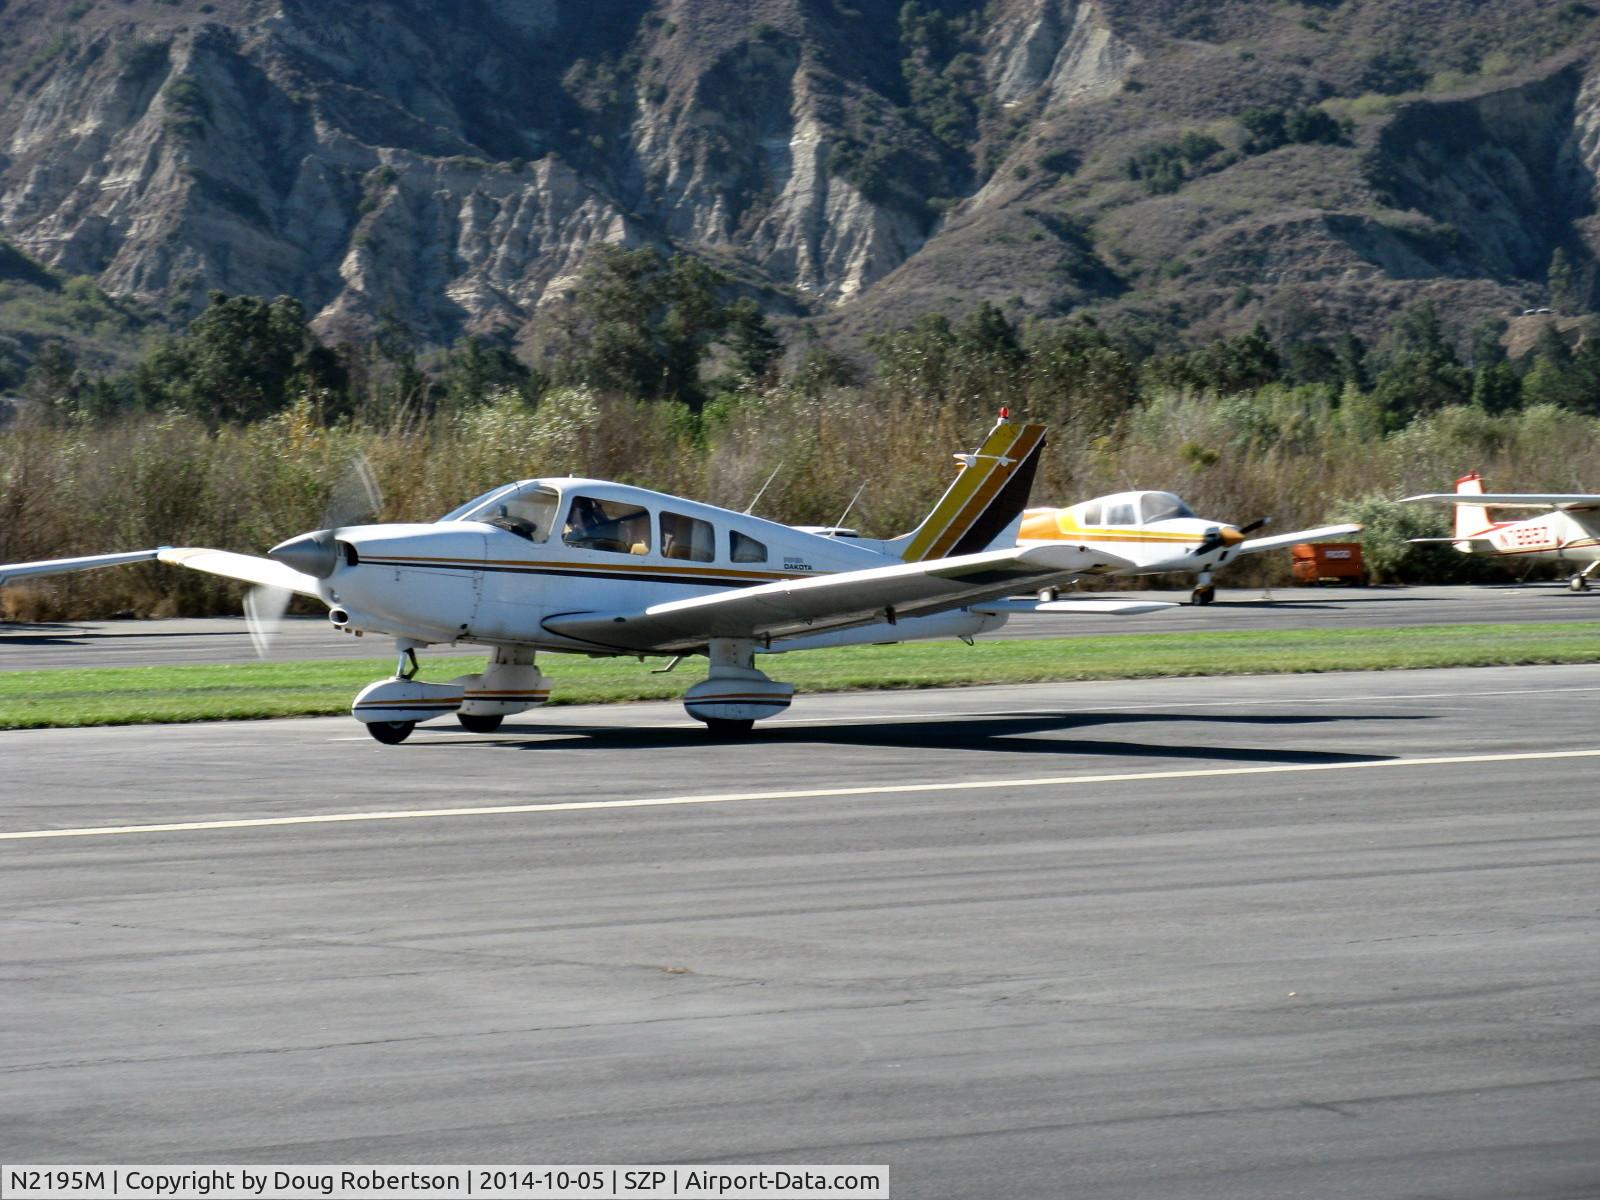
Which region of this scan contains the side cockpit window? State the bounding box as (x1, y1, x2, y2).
(730, 531, 768, 563)
(1105, 502, 1138, 526)
(662, 511, 716, 561)
(564, 496, 651, 555)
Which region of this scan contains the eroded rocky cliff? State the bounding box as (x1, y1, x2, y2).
(2, 0, 1599, 355)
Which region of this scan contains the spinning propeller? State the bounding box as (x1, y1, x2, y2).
(1194, 516, 1268, 558)
(249, 456, 382, 655)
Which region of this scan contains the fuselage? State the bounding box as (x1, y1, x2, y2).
(1460, 511, 1600, 564)
(308, 478, 998, 651)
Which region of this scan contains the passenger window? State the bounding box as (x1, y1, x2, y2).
(1079, 503, 1102, 526)
(661, 511, 716, 562)
(1105, 503, 1137, 526)
(731, 531, 768, 563)
(563, 496, 651, 555)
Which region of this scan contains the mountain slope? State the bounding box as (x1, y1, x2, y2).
(2, 0, 1598, 356)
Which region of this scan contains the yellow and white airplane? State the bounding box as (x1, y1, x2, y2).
(1, 413, 1172, 743)
(1403, 472, 1600, 591)
(1017, 493, 1360, 604)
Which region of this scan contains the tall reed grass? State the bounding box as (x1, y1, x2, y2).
(4, 385, 1594, 620)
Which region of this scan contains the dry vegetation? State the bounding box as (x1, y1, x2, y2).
(4, 381, 1594, 621)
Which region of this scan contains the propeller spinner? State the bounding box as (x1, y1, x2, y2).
(249, 456, 381, 653)
(1195, 516, 1268, 557)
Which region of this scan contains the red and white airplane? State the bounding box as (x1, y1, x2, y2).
(1403, 472, 1600, 591)
(2, 413, 1171, 742)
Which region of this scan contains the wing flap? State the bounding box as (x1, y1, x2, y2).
(0, 549, 161, 586)
(1407, 537, 1498, 551)
(544, 543, 1134, 652)
(157, 548, 322, 597)
(972, 598, 1177, 616)
(1239, 524, 1362, 555)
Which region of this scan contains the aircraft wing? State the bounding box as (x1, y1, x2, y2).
(1402, 492, 1600, 511)
(1238, 524, 1362, 555)
(542, 543, 1136, 652)
(0, 549, 161, 586)
(0, 547, 321, 597)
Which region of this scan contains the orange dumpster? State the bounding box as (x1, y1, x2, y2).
(1291, 542, 1366, 585)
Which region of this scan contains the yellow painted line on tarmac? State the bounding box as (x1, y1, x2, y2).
(5, 748, 1600, 842)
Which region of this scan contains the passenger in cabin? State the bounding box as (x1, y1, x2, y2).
(565, 498, 596, 541)
(564, 496, 652, 554)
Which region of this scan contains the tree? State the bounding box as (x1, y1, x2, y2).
(722, 297, 783, 385)
(1151, 325, 1282, 394)
(1238, 107, 1288, 154)
(1470, 361, 1522, 414)
(22, 341, 79, 416)
(1367, 300, 1471, 427)
(571, 245, 762, 409)
(136, 292, 321, 425)
(1548, 247, 1577, 312)
(439, 335, 540, 410)
(868, 313, 957, 403)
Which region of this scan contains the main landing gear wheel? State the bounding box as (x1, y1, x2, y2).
(366, 720, 416, 745)
(1570, 574, 1590, 593)
(457, 712, 504, 733)
(704, 717, 755, 738)
(1190, 585, 1216, 606)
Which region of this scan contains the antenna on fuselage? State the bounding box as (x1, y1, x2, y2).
(835, 482, 868, 530)
(745, 464, 783, 514)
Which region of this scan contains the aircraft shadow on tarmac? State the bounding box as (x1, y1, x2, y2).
(465, 710, 1422, 766)
(0, 624, 205, 645)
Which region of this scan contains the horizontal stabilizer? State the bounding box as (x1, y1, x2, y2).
(0, 548, 160, 586)
(1407, 537, 1497, 551)
(1239, 524, 1362, 555)
(971, 598, 1176, 616)
(157, 548, 322, 597)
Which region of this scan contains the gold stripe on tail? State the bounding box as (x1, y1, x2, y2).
(901, 417, 1047, 562)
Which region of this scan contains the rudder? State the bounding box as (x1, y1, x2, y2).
(1454, 472, 1493, 541)
(897, 412, 1046, 562)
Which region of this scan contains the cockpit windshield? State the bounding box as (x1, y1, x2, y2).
(1139, 492, 1195, 523)
(456, 482, 560, 542)
(438, 483, 518, 523)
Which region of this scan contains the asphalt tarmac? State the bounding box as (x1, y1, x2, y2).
(4, 666, 1598, 1197)
(3, 583, 1598, 669)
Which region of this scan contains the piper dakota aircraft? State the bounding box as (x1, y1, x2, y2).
(1017, 493, 1360, 604)
(1404, 471, 1600, 591)
(1, 413, 1171, 743)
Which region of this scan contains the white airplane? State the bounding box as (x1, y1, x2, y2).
(1, 413, 1173, 743)
(1016, 492, 1361, 604)
(1402, 472, 1600, 591)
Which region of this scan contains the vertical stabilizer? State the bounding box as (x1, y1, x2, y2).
(894, 413, 1047, 562)
(1454, 472, 1493, 540)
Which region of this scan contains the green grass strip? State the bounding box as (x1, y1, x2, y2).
(2, 621, 1598, 730)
